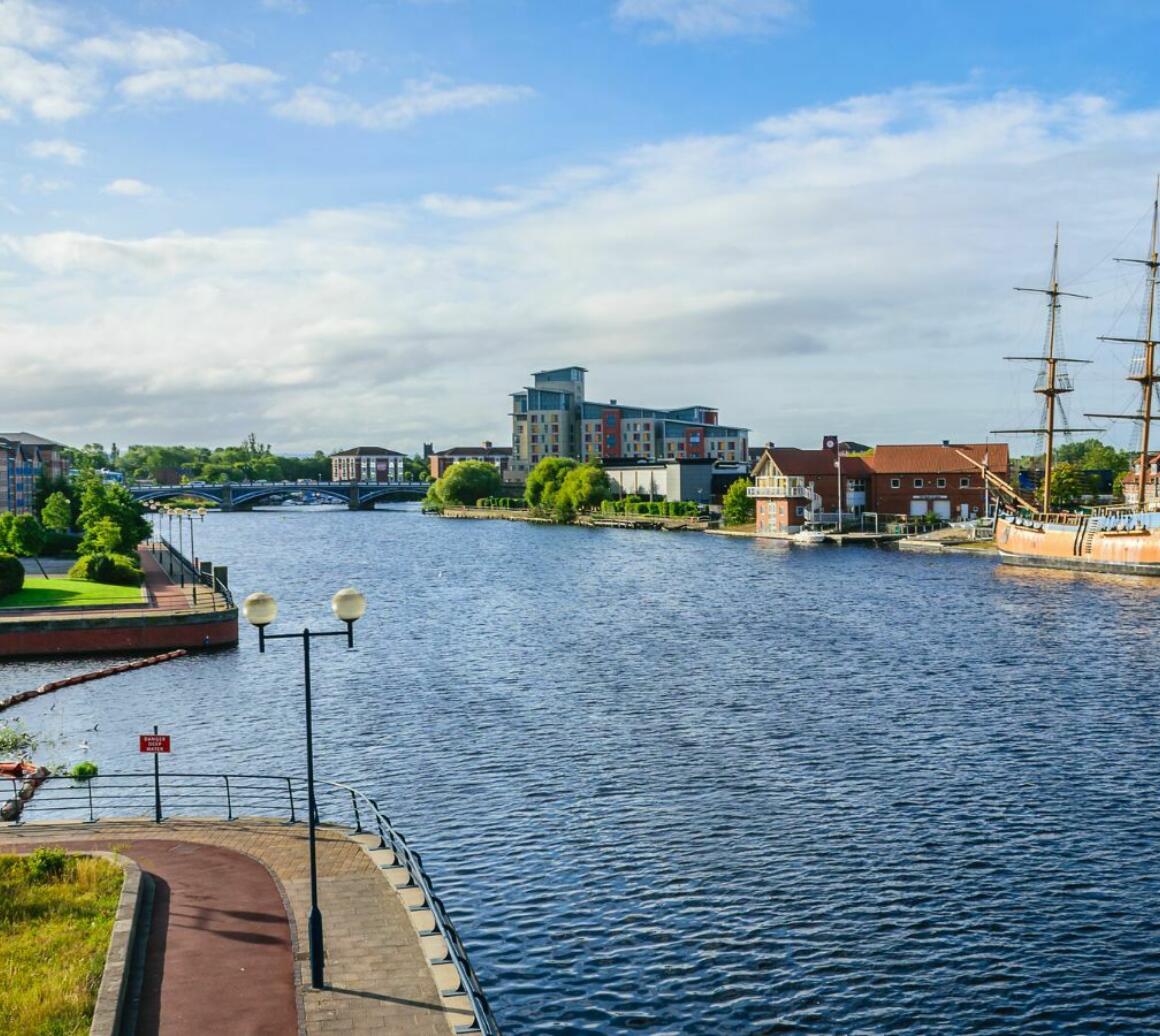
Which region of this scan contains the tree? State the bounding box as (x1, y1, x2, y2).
(404, 455, 432, 483)
(41, 491, 72, 533)
(556, 463, 611, 518)
(9, 514, 46, 557)
(524, 457, 578, 511)
(722, 478, 755, 526)
(431, 461, 503, 507)
(1049, 462, 1095, 507)
(76, 475, 150, 555)
(80, 516, 124, 556)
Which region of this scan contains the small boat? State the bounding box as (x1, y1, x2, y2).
(793, 529, 827, 545)
(1, 761, 48, 787)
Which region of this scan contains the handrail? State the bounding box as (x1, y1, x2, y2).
(321, 779, 502, 1035)
(5, 770, 499, 1034)
(155, 538, 235, 610)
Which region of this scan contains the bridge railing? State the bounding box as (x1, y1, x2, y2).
(152, 538, 234, 610)
(6, 771, 501, 1035)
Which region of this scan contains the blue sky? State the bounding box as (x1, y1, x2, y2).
(4, 0, 1160, 452)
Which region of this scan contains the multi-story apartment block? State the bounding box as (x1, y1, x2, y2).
(510, 366, 748, 478)
(0, 433, 67, 514)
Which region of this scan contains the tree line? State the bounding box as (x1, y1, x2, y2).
(66, 434, 431, 485)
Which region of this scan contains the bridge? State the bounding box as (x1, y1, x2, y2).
(129, 481, 429, 511)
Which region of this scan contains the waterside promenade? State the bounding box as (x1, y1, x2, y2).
(0, 544, 238, 656)
(0, 818, 460, 1035)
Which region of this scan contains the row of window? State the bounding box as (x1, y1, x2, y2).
(888, 477, 972, 489)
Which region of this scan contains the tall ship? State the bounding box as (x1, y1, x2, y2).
(973, 184, 1160, 575)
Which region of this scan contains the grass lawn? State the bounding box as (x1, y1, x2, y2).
(0, 850, 124, 1035)
(0, 576, 142, 609)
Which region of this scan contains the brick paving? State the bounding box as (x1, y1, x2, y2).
(0, 818, 455, 1035)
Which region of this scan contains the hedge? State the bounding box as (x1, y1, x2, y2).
(68, 552, 144, 587)
(600, 500, 700, 517)
(0, 553, 24, 597)
(475, 497, 527, 510)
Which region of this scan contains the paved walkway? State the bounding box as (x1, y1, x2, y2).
(0, 819, 454, 1035)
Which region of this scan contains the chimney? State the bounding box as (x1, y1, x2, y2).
(942, 439, 950, 447)
(610, 399, 617, 406)
(482, 440, 492, 449)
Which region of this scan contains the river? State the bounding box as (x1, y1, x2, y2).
(3, 505, 1159, 1034)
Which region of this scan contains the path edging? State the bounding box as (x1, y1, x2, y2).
(89, 850, 145, 1036)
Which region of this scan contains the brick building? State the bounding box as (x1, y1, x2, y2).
(0, 432, 67, 514)
(750, 439, 1008, 534)
(428, 442, 513, 480)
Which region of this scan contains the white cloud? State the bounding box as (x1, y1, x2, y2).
(20, 172, 69, 192)
(0, 0, 67, 50)
(272, 77, 533, 130)
(4, 87, 1160, 450)
(117, 62, 281, 103)
(26, 136, 84, 164)
(71, 28, 220, 69)
(102, 177, 155, 197)
(321, 49, 365, 84)
(0, 44, 100, 119)
(615, 0, 802, 39)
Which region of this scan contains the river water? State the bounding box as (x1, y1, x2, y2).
(3, 505, 1160, 1034)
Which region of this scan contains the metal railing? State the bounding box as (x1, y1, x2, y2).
(5, 770, 500, 1035)
(747, 477, 812, 499)
(151, 538, 235, 611)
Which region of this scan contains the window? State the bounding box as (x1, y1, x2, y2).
(890, 478, 901, 489)
(795, 506, 806, 517)
(936, 478, 946, 488)
(914, 478, 924, 488)
(960, 477, 970, 488)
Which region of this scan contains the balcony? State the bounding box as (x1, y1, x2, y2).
(748, 477, 812, 499)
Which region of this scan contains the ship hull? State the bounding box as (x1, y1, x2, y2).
(995, 512, 1160, 576)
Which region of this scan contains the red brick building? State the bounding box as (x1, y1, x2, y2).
(428, 442, 513, 480)
(750, 439, 1008, 534)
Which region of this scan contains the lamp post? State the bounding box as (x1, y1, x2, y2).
(241, 587, 367, 991)
(180, 508, 207, 603)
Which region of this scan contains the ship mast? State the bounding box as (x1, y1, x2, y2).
(994, 226, 1095, 512)
(1087, 180, 1160, 509)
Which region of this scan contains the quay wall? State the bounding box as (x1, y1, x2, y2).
(0, 608, 238, 658)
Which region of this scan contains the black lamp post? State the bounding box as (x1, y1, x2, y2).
(241, 587, 367, 990)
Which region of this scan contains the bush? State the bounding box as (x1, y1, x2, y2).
(70, 761, 98, 782)
(26, 846, 73, 883)
(0, 553, 24, 597)
(68, 552, 144, 587)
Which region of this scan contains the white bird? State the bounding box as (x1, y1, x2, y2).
(77, 741, 90, 753)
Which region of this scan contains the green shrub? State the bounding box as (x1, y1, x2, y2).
(0, 553, 24, 597)
(68, 553, 144, 587)
(70, 761, 98, 782)
(26, 846, 73, 883)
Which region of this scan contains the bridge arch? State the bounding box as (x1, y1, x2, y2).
(134, 486, 226, 506)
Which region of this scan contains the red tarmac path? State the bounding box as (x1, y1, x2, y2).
(36, 838, 299, 1035)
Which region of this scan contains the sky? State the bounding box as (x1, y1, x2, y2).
(4, 0, 1160, 455)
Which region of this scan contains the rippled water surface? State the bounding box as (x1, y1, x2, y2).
(4, 506, 1160, 1034)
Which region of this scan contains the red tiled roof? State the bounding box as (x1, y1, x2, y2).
(759, 448, 874, 477)
(869, 443, 1008, 474)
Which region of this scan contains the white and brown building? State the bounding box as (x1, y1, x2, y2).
(330, 446, 406, 483)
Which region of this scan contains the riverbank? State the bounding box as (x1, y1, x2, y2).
(0, 544, 237, 658)
(441, 505, 708, 531)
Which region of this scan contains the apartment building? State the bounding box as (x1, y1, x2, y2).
(0, 433, 67, 514)
(510, 366, 748, 478)
(330, 446, 406, 482)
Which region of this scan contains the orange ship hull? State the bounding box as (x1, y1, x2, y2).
(995, 511, 1160, 575)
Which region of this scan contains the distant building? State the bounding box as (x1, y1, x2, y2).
(749, 438, 1008, 534)
(330, 446, 406, 483)
(428, 442, 513, 480)
(509, 366, 748, 479)
(0, 432, 67, 514)
(603, 458, 748, 504)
